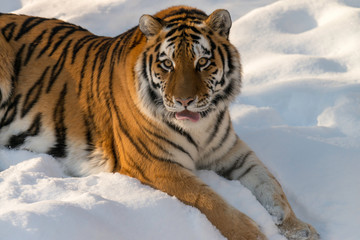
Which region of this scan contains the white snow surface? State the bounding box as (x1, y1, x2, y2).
(1, 0, 360, 239)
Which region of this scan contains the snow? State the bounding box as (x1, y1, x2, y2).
(1, 0, 359, 239)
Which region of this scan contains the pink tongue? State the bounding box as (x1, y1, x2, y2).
(175, 110, 200, 122)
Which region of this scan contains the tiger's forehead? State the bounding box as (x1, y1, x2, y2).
(157, 7, 208, 24)
(159, 23, 211, 60)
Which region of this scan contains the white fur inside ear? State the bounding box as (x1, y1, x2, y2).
(206, 9, 232, 38)
(139, 15, 163, 37)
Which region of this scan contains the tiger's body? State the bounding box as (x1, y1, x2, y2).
(0, 6, 319, 240)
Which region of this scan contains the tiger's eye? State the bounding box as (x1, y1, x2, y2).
(198, 57, 209, 67)
(163, 59, 173, 68)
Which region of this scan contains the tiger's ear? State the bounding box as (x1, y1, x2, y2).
(139, 15, 164, 38)
(206, 9, 232, 39)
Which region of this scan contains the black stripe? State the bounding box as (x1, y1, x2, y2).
(92, 37, 108, 49)
(12, 44, 25, 85)
(116, 27, 136, 61)
(6, 113, 42, 148)
(215, 77, 225, 87)
(108, 39, 122, 92)
(115, 120, 147, 162)
(124, 154, 151, 182)
(217, 46, 225, 67)
(166, 35, 178, 42)
(218, 150, 254, 179)
(137, 137, 174, 163)
(154, 43, 161, 52)
(2, 45, 25, 109)
(212, 81, 236, 107)
(177, 24, 190, 31)
(207, 118, 232, 154)
(223, 80, 235, 95)
(89, 39, 109, 102)
(111, 138, 120, 172)
(0, 44, 25, 109)
(1, 22, 16, 41)
(201, 45, 211, 56)
(78, 39, 98, 96)
(83, 116, 94, 152)
(46, 40, 72, 93)
(165, 120, 198, 150)
(129, 29, 143, 49)
(37, 25, 74, 58)
(165, 28, 178, 38)
(147, 87, 160, 105)
(141, 52, 149, 81)
(71, 35, 97, 64)
(84, 93, 97, 143)
(207, 36, 216, 57)
(21, 67, 49, 117)
(190, 26, 201, 34)
(49, 28, 82, 56)
(238, 164, 257, 179)
(148, 54, 160, 89)
(96, 39, 113, 98)
(166, 8, 207, 18)
(168, 8, 207, 17)
(165, 22, 179, 28)
(222, 44, 234, 75)
(211, 94, 224, 107)
(206, 110, 225, 145)
(47, 83, 67, 158)
(166, 16, 203, 23)
(143, 127, 193, 161)
(85, 94, 98, 148)
(15, 17, 47, 41)
(139, 133, 172, 159)
(24, 29, 47, 65)
(106, 38, 123, 119)
(0, 94, 21, 129)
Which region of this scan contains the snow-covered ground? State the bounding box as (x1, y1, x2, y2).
(1, 0, 359, 239)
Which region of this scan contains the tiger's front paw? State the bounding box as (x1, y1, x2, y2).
(278, 215, 319, 240)
(222, 210, 267, 240)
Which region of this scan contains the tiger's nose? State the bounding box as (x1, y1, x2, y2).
(175, 97, 194, 107)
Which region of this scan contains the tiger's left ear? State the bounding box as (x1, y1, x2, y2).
(139, 15, 164, 38)
(206, 9, 232, 39)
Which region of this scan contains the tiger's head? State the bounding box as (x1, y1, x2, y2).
(136, 6, 241, 127)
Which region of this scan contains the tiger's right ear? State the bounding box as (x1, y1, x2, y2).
(139, 15, 164, 38)
(205, 9, 232, 39)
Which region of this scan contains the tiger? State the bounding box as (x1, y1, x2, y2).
(0, 6, 319, 240)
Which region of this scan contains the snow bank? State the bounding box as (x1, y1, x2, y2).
(0, 150, 285, 240)
(1, 0, 360, 239)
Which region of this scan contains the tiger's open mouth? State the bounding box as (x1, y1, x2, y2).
(175, 109, 201, 122)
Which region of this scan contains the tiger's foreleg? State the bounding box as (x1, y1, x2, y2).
(214, 137, 319, 240)
(120, 159, 266, 240)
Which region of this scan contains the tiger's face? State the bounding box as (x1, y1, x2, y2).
(136, 8, 241, 125)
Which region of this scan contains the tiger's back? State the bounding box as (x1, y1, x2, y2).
(0, 13, 129, 175)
